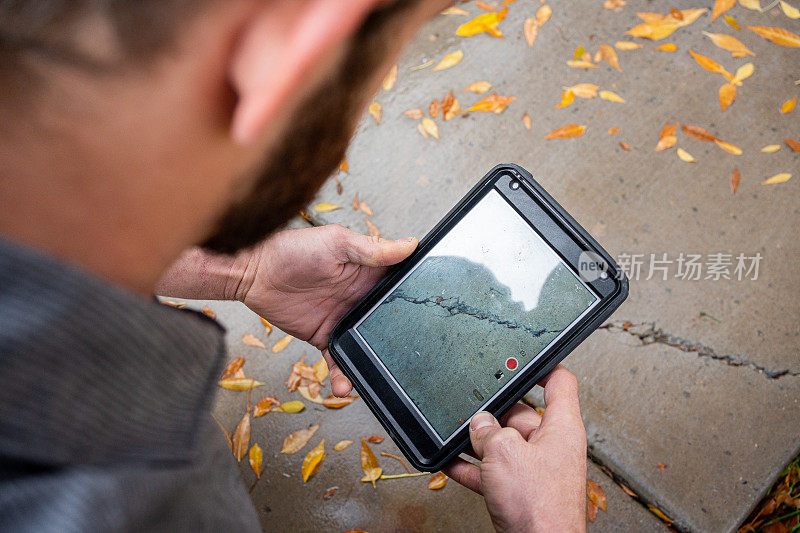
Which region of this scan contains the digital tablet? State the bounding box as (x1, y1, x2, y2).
(328, 164, 628, 472)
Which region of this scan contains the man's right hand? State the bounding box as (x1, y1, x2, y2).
(444, 366, 588, 533)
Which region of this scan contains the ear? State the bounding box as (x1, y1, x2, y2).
(228, 0, 384, 145)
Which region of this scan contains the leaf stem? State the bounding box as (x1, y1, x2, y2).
(379, 472, 430, 480)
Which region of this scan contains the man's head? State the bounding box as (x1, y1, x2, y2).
(0, 0, 446, 290)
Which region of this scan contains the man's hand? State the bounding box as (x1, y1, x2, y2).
(445, 366, 587, 533)
(234, 224, 417, 396)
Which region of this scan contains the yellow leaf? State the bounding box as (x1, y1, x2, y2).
(724, 14, 741, 30)
(599, 90, 626, 103)
(312, 358, 328, 382)
(409, 60, 434, 71)
(313, 203, 341, 213)
(677, 148, 696, 162)
(249, 443, 263, 479)
(703, 32, 755, 56)
(368, 101, 381, 124)
(715, 139, 743, 154)
(545, 124, 587, 139)
(232, 413, 250, 462)
(382, 64, 398, 91)
(688, 49, 731, 78)
(537, 4, 552, 25)
(298, 385, 324, 404)
(433, 50, 463, 71)
(567, 60, 599, 69)
(271, 334, 293, 353)
(555, 90, 575, 108)
(712, 0, 736, 20)
(599, 44, 621, 71)
(522, 113, 532, 130)
(648, 505, 674, 525)
(218, 378, 266, 391)
(360, 439, 382, 487)
(333, 440, 354, 451)
(780, 0, 800, 18)
(732, 63, 754, 84)
(747, 26, 800, 47)
(259, 316, 273, 334)
(655, 43, 677, 51)
(281, 424, 319, 454)
(276, 400, 305, 413)
(762, 173, 792, 184)
(456, 9, 507, 37)
(719, 83, 737, 111)
(574, 46, 585, 60)
(564, 83, 599, 98)
(739, 0, 761, 9)
(781, 97, 797, 113)
(242, 333, 266, 349)
(301, 439, 326, 482)
(421, 118, 439, 139)
(463, 81, 492, 93)
(524, 17, 540, 46)
(441, 6, 469, 15)
(625, 8, 707, 40)
(615, 41, 642, 50)
(466, 93, 516, 113)
(761, 144, 781, 152)
(428, 472, 449, 489)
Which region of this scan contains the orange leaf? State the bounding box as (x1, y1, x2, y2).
(337, 158, 348, 174)
(688, 49, 731, 78)
(587, 480, 607, 511)
(625, 8, 707, 40)
(563, 83, 599, 98)
(682, 125, 717, 141)
(232, 413, 250, 462)
(537, 4, 552, 25)
(365, 435, 385, 444)
(281, 424, 320, 454)
(364, 218, 380, 238)
(524, 17, 540, 46)
(463, 81, 492, 93)
(403, 108, 424, 119)
(712, 0, 736, 20)
(457, 8, 508, 37)
(360, 438, 382, 486)
(271, 334, 293, 353)
(312, 358, 328, 382)
(298, 385, 324, 404)
(587, 500, 599, 522)
(522, 113, 532, 130)
(441, 91, 460, 121)
(323, 486, 338, 500)
(599, 44, 621, 71)
(428, 471, 449, 489)
(333, 440, 354, 451)
(702, 32, 755, 56)
(301, 439, 326, 482)
(368, 102, 381, 124)
(655, 43, 677, 51)
(253, 396, 280, 417)
(555, 90, 575, 108)
(785, 138, 800, 152)
(476, 1, 496, 10)
(655, 121, 679, 151)
(567, 60, 599, 69)
(781, 97, 797, 113)
(747, 26, 800, 47)
(545, 124, 587, 139)
(382, 64, 398, 91)
(608, 127, 620, 134)
(359, 201, 373, 216)
(441, 6, 470, 15)
(466, 93, 516, 113)
(242, 334, 266, 349)
(620, 141, 631, 150)
(322, 395, 360, 409)
(249, 443, 263, 479)
(715, 139, 743, 155)
(201, 305, 216, 319)
(429, 100, 440, 118)
(719, 83, 737, 111)
(220, 357, 245, 380)
(218, 377, 265, 391)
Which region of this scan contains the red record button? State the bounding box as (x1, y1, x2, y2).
(505, 357, 518, 371)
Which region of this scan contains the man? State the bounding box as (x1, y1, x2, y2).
(0, 1, 587, 531)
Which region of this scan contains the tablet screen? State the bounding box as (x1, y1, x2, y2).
(355, 189, 599, 442)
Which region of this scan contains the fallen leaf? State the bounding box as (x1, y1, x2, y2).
(358, 201, 373, 216)
(677, 148, 696, 162)
(429, 100, 440, 118)
(537, 4, 552, 24)
(364, 218, 380, 238)
(555, 90, 575, 108)
(747, 26, 800, 47)
(648, 505, 674, 525)
(219, 378, 265, 391)
(689, 49, 732, 79)
(620, 483, 639, 497)
(275, 400, 305, 413)
(417, 122, 428, 139)
(781, 97, 797, 113)
(323, 486, 339, 500)
(352, 194, 359, 211)
(599, 90, 626, 103)
(338, 158, 348, 173)
(313, 203, 342, 213)
(604, 0, 627, 8)
(298, 386, 324, 404)
(428, 471, 449, 489)
(368, 101, 381, 124)
(382, 64, 397, 91)
(715, 139, 743, 154)
(608, 127, 620, 134)
(712, 0, 736, 20)
(360, 439, 382, 486)
(725, 14, 741, 30)
(281, 424, 320, 454)
(657, 462, 667, 469)
(599, 44, 621, 71)
(476, 1, 496, 11)
(441, 6, 470, 15)
(524, 17, 540, 46)
(242, 334, 266, 349)
(780, 0, 800, 18)
(567, 60, 599, 69)
(574, 46, 585, 60)
(620, 141, 631, 150)
(522, 113, 532, 130)
(703, 32, 755, 56)
(626, 8, 707, 40)
(655, 43, 677, 51)
(220, 357, 245, 380)
(732, 63, 754, 84)
(761, 144, 781, 152)
(334, 440, 354, 451)
(587, 500, 599, 522)
(545, 124, 587, 139)
(253, 396, 280, 416)
(739, 0, 761, 9)
(499, 0, 518, 5)
(302, 439, 326, 482)
(615, 41, 642, 50)
(682, 125, 717, 141)
(201, 305, 216, 319)
(655, 122, 679, 151)
(785, 138, 800, 151)
(312, 358, 328, 382)
(410, 60, 434, 71)
(466, 93, 516, 113)
(365, 435, 385, 444)
(587, 480, 607, 511)
(272, 335, 293, 353)
(249, 443, 263, 479)
(233, 413, 250, 462)
(762, 173, 792, 184)
(161, 300, 186, 308)
(421, 118, 439, 139)
(719, 83, 737, 110)
(433, 50, 463, 71)
(564, 83, 599, 98)
(322, 395, 360, 408)
(403, 108, 424, 119)
(441, 91, 460, 120)
(463, 81, 492, 93)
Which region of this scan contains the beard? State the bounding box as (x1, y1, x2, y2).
(200, 0, 420, 254)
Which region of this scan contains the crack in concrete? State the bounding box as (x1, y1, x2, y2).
(599, 321, 799, 379)
(385, 292, 563, 339)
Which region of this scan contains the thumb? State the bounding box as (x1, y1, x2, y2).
(337, 228, 418, 267)
(469, 411, 502, 459)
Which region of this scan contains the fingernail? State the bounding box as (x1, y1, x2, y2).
(470, 411, 495, 432)
(400, 237, 416, 243)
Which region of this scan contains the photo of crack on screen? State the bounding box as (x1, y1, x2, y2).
(356, 189, 598, 441)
